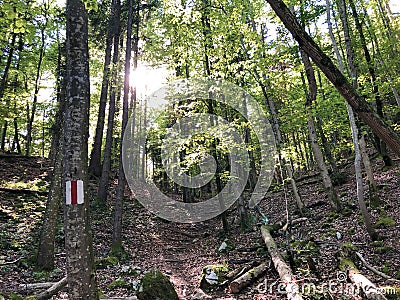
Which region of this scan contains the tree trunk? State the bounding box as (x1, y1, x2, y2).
(359, 135, 380, 207)
(1, 121, 8, 152)
(64, 0, 97, 297)
(98, 0, 122, 203)
(88, 0, 116, 177)
(229, 262, 268, 293)
(37, 97, 64, 270)
(201, 0, 229, 232)
(261, 226, 303, 300)
(0, 33, 16, 100)
(348, 0, 393, 167)
(335, 0, 378, 240)
(12, 118, 21, 154)
(112, 0, 133, 252)
(265, 0, 400, 157)
(315, 69, 339, 177)
(258, 79, 304, 214)
(300, 49, 341, 212)
(26, 21, 47, 156)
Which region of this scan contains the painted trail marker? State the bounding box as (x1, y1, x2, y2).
(66, 180, 84, 205)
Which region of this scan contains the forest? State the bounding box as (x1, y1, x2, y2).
(0, 0, 400, 298)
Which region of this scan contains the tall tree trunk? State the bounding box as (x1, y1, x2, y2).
(0, 33, 16, 100)
(26, 19, 47, 156)
(88, 0, 117, 177)
(265, 0, 400, 157)
(1, 122, 8, 151)
(112, 0, 134, 252)
(315, 69, 339, 177)
(201, 0, 229, 232)
(331, 0, 378, 239)
(37, 112, 63, 270)
(300, 50, 341, 212)
(12, 117, 21, 154)
(98, 0, 122, 203)
(141, 99, 147, 180)
(348, 0, 393, 166)
(64, 0, 97, 296)
(0, 33, 16, 152)
(251, 28, 304, 214)
(257, 77, 304, 214)
(48, 31, 65, 164)
(37, 65, 66, 270)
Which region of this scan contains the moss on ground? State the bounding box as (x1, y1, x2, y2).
(137, 269, 178, 300)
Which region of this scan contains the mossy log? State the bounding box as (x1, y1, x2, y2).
(261, 226, 303, 300)
(229, 262, 268, 293)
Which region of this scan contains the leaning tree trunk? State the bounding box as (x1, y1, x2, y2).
(64, 0, 97, 297)
(265, 0, 400, 157)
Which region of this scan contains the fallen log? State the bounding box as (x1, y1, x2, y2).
(229, 262, 268, 293)
(261, 226, 303, 300)
(20, 282, 56, 290)
(348, 270, 387, 300)
(339, 245, 387, 300)
(26, 277, 67, 300)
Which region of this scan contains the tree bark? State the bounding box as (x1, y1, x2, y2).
(261, 226, 303, 300)
(300, 50, 341, 212)
(88, 0, 117, 177)
(64, 0, 97, 297)
(112, 0, 133, 251)
(265, 0, 400, 157)
(98, 0, 122, 203)
(26, 14, 47, 156)
(37, 109, 63, 270)
(348, 0, 393, 167)
(229, 262, 268, 293)
(335, 0, 378, 240)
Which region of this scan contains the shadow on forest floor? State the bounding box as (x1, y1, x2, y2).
(0, 155, 400, 299)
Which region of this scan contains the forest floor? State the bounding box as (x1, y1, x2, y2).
(0, 154, 400, 299)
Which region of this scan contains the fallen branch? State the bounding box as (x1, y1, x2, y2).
(229, 262, 268, 293)
(27, 277, 67, 300)
(261, 226, 303, 300)
(280, 217, 308, 232)
(20, 282, 56, 290)
(355, 252, 400, 283)
(0, 256, 24, 266)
